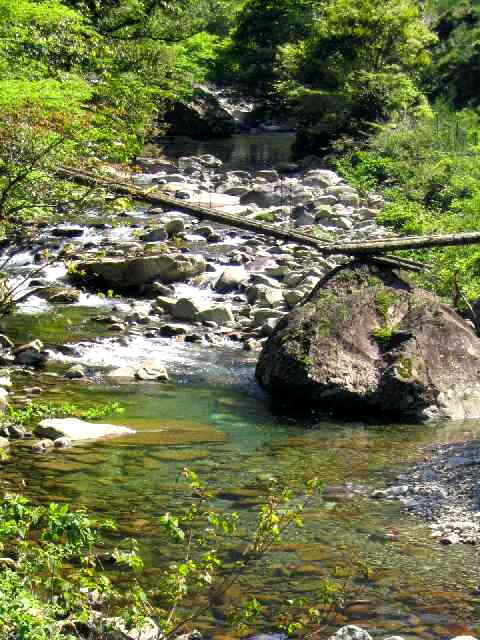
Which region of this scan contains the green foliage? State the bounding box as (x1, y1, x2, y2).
(224, 0, 316, 106)
(254, 211, 277, 222)
(372, 325, 395, 345)
(334, 107, 480, 302)
(428, 0, 480, 109)
(0, 493, 145, 639)
(276, 0, 435, 151)
(152, 468, 347, 637)
(0, 468, 350, 639)
(5, 401, 124, 426)
(375, 289, 398, 320)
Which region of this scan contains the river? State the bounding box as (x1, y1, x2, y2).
(0, 133, 479, 639)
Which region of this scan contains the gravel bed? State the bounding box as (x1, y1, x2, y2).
(371, 438, 480, 545)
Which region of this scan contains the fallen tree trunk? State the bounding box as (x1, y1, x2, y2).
(57, 166, 480, 259)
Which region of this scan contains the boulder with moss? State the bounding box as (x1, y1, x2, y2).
(256, 261, 480, 422)
(75, 253, 206, 289)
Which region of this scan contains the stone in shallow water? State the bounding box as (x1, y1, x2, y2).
(107, 361, 168, 382)
(214, 266, 249, 293)
(172, 297, 207, 321)
(328, 626, 372, 640)
(14, 340, 48, 366)
(78, 253, 206, 288)
(37, 418, 135, 442)
(198, 304, 234, 325)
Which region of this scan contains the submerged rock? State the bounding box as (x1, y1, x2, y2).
(37, 418, 135, 441)
(256, 262, 480, 422)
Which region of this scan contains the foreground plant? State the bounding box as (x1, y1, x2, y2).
(0, 467, 352, 639)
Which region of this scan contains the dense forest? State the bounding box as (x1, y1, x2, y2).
(3, 1, 480, 637)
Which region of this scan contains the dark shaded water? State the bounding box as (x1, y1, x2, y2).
(149, 132, 295, 172)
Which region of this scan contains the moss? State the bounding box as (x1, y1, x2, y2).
(396, 355, 414, 379)
(375, 288, 399, 321)
(298, 354, 314, 367)
(254, 211, 276, 223)
(313, 291, 351, 338)
(372, 325, 395, 345)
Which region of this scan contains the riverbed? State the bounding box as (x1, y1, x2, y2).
(0, 134, 479, 639)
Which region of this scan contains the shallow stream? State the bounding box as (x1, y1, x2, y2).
(0, 133, 479, 638)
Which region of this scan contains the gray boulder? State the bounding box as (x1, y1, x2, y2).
(172, 298, 207, 321)
(256, 262, 480, 421)
(77, 254, 205, 288)
(240, 188, 282, 208)
(246, 285, 284, 308)
(35, 286, 81, 304)
(141, 227, 167, 242)
(165, 218, 185, 235)
(214, 266, 249, 293)
(198, 304, 234, 325)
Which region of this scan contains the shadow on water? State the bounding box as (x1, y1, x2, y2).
(149, 132, 295, 171)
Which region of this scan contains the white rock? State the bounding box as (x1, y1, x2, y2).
(37, 418, 135, 442)
(214, 266, 249, 293)
(328, 625, 372, 640)
(253, 308, 287, 327)
(199, 304, 235, 325)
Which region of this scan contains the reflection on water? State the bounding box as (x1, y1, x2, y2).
(152, 132, 295, 171)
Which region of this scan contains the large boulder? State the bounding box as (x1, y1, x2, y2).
(164, 86, 235, 138)
(37, 418, 135, 441)
(256, 262, 480, 422)
(76, 254, 205, 289)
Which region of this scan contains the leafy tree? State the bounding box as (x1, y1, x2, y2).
(428, 0, 480, 108)
(277, 0, 435, 152)
(225, 0, 317, 108)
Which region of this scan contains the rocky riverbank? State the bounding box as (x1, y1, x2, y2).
(371, 436, 480, 545)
